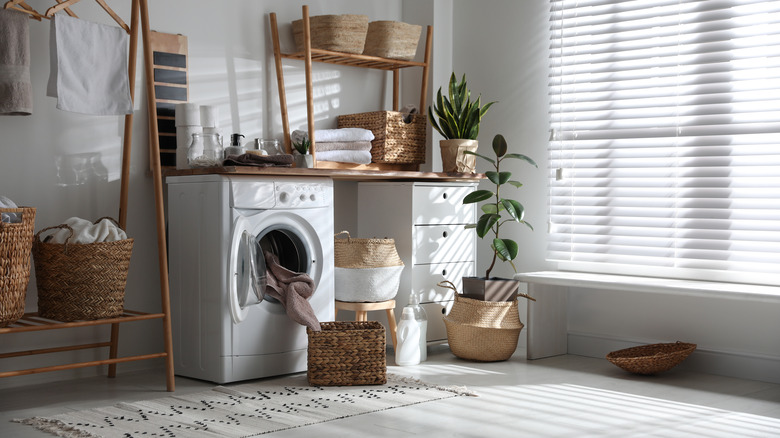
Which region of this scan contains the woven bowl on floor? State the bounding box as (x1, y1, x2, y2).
(606, 342, 697, 375)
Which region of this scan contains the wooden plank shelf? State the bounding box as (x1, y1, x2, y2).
(0, 309, 169, 379)
(163, 166, 484, 182)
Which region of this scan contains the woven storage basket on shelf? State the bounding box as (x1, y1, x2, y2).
(292, 14, 369, 54)
(363, 21, 422, 61)
(0, 207, 36, 327)
(606, 342, 697, 375)
(307, 321, 387, 386)
(32, 218, 133, 321)
(334, 231, 403, 302)
(443, 294, 524, 362)
(337, 111, 426, 164)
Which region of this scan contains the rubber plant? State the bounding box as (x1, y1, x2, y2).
(428, 73, 495, 140)
(463, 133, 537, 279)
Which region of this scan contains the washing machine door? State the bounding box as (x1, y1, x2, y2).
(229, 216, 267, 323)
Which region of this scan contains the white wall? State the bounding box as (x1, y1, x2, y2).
(453, 0, 780, 383)
(0, 0, 428, 389)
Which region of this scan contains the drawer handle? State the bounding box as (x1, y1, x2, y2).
(442, 269, 447, 276)
(442, 192, 448, 200)
(442, 231, 448, 238)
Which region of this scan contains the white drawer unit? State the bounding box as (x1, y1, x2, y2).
(358, 181, 478, 342)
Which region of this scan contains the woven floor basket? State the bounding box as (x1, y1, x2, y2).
(307, 321, 387, 386)
(363, 20, 422, 61)
(0, 207, 36, 327)
(337, 111, 426, 164)
(292, 14, 368, 54)
(443, 295, 523, 362)
(33, 220, 133, 321)
(606, 342, 697, 375)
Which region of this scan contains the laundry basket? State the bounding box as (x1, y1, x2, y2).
(333, 231, 403, 302)
(33, 218, 133, 321)
(0, 207, 36, 327)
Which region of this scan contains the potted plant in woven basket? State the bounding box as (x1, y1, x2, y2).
(462, 133, 537, 302)
(428, 73, 495, 173)
(439, 133, 538, 362)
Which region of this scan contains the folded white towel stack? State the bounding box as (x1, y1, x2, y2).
(291, 128, 374, 145)
(291, 128, 374, 164)
(47, 15, 133, 115)
(48, 217, 127, 244)
(0, 9, 32, 115)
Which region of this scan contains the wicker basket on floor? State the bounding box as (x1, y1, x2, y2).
(307, 321, 387, 386)
(0, 207, 36, 327)
(606, 342, 697, 375)
(33, 218, 133, 321)
(443, 294, 524, 362)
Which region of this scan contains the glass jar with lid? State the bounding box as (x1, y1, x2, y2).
(188, 133, 223, 167)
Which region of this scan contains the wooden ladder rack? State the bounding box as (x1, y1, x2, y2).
(0, 0, 175, 391)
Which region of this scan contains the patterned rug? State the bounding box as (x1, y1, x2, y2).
(15, 373, 474, 438)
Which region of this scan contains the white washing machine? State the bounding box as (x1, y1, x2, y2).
(166, 174, 334, 383)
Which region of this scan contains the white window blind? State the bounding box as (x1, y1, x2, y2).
(548, 0, 780, 286)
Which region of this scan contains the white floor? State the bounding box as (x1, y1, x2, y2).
(2, 345, 780, 437)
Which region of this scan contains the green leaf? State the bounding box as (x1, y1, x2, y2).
(476, 214, 500, 238)
(501, 199, 525, 221)
(463, 190, 493, 204)
(508, 180, 524, 188)
(486, 171, 512, 185)
(463, 150, 496, 166)
(493, 238, 518, 262)
(492, 134, 508, 158)
(522, 221, 534, 231)
(481, 204, 498, 214)
(504, 153, 538, 167)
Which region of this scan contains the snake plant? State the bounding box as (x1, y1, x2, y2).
(428, 73, 496, 140)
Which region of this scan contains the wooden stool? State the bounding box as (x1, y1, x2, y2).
(334, 300, 398, 350)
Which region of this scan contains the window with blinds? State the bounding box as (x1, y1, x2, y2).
(548, 0, 780, 286)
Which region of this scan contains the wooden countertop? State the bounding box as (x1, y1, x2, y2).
(163, 166, 484, 182)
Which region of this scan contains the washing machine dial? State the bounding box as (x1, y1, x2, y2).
(278, 191, 290, 204)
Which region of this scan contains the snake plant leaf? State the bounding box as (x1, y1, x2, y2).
(486, 171, 512, 186)
(476, 213, 500, 238)
(504, 153, 538, 167)
(463, 190, 494, 204)
(501, 199, 525, 221)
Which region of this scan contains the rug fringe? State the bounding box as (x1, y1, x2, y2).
(387, 373, 478, 397)
(12, 417, 101, 438)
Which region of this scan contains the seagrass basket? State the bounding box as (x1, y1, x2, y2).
(334, 231, 403, 302)
(292, 14, 369, 54)
(32, 218, 133, 321)
(606, 342, 697, 375)
(307, 321, 387, 386)
(337, 111, 426, 164)
(443, 294, 524, 362)
(0, 207, 36, 327)
(363, 20, 422, 61)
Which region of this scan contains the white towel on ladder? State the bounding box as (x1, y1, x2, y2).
(47, 14, 133, 115)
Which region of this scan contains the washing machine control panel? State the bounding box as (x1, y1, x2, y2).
(275, 182, 332, 209)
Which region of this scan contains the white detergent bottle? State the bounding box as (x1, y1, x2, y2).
(395, 307, 421, 366)
(408, 291, 428, 362)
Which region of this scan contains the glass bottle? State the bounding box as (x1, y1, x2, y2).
(188, 133, 223, 167)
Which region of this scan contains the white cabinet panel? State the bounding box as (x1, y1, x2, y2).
(412, 185, 475, 225)
(411, 261, 475, 303)
(413, 224, 475, 264)
(422, 301, 454, 342)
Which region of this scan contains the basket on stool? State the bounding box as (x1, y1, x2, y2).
(606, 342, 697, 375)
(0, 207, 36, 327)
(32, 218, 133, 321)
(307, 321, 387, 386)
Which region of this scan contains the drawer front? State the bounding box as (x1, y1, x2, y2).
(411, 261, 475, 303)
(413, 224, 475, 264)
(413, 185, 476, 225)
(422, 301, 454, 342)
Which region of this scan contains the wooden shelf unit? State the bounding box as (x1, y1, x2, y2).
(269, 5, 432, 168)
(0, 0, 175, 391)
